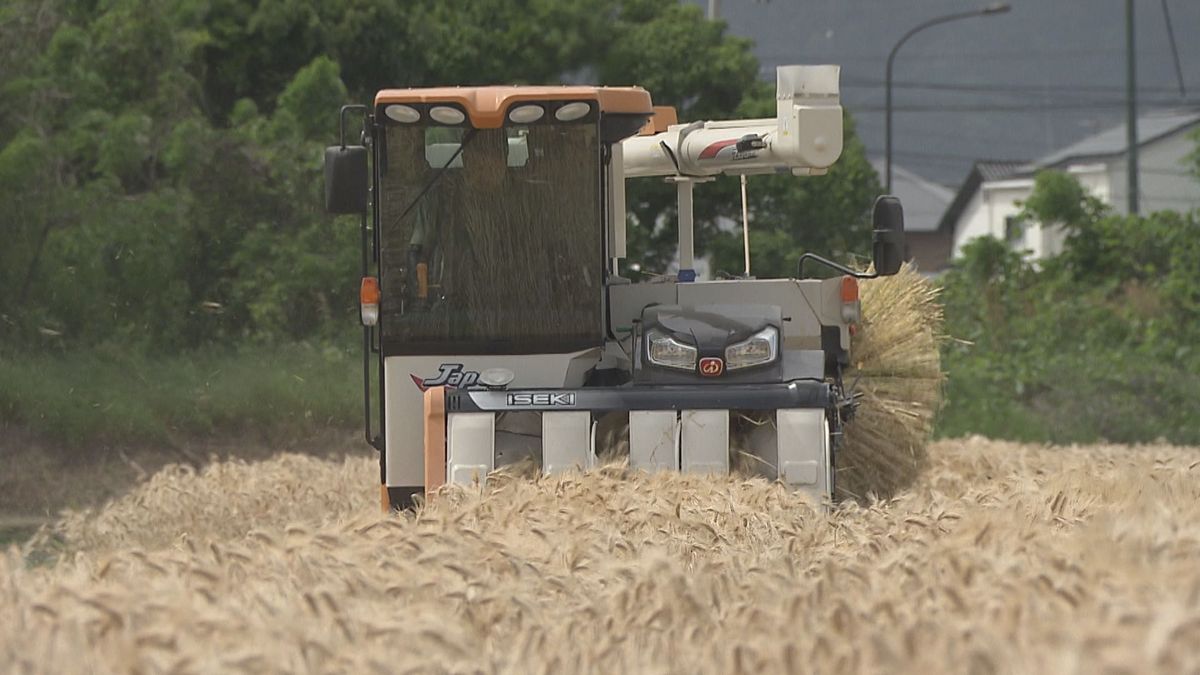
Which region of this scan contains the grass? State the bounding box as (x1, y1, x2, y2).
(0, 342, 361, 446)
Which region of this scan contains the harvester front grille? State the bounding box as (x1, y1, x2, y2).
(428, 382, 834, 503)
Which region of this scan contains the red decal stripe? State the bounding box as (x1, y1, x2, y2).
(697, 139, 737, 160)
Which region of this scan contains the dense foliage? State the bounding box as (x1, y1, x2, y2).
(938, 170, 1200, 444)
(0, 0, 880, 352)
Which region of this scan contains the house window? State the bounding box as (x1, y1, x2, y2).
(1004, 215, 1026, 246)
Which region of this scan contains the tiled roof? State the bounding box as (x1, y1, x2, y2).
(975, 160, 1032, 182)
(1035, 110, 1200, 168)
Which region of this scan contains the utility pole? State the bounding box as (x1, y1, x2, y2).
(708, 0, 720, 20)
(1126, 0, 1139, 214)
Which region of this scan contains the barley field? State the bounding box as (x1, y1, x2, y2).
(3, 437, 1199, 674)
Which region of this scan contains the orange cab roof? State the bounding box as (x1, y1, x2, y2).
(374, 85, 652, 128)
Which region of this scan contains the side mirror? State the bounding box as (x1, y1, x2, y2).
(324, 145, 368, 214)
(871, 195, 905, 276)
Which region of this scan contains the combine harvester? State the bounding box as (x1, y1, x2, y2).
(324, 66, 907, 510)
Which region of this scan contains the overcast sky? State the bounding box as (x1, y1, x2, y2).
(690, 0, 1200, 185)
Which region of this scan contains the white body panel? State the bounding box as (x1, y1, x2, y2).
(446, 413, 494, 485)
(621, 65, 842, 179)
(606, 142, 627, 260)
(628, 410, 733, 476)
(439, 407, 832, 503)
(777, 409, 832, 503)
(383, 350, 599, 486)
(437, 407, 832, 502)
(541, 412, 593, 474)
(680, 410, 730, 474)
(629, 411, 679, 471)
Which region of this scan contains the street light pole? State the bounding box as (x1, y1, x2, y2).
(1126, 0, 1139, 215)
(885, 4, 1011, 193)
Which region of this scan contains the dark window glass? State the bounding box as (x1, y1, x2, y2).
(378, 122, 603, 351)
(1005, 215, 1026, 245)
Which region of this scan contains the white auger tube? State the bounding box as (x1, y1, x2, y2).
(621, 65, 843, 178)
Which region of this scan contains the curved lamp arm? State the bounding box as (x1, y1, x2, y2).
(885, 4, 1011, 192)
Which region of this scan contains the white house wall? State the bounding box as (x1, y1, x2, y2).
(1072, 165, 1111, 203)
(950, 190, 986, 259)
(1107, 128, 1200, 215)
(951, 181, 1032, 259)
(1027, 165, 1107, 259)
(951, 126, 1200, 263)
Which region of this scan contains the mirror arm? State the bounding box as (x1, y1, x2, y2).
(797, 253, 879, 280)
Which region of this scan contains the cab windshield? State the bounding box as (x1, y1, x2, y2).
(378, 118, 603, 354)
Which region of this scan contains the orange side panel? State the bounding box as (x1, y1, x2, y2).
(595, 88, 656, 115)
(638, 106, 679, 136)
(423, 386, 447, 496)
(379, 483, 390, 514)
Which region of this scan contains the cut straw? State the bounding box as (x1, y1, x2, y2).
(837, 262, 945, 501)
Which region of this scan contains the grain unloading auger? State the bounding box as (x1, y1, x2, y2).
(324, 66, 906, 511)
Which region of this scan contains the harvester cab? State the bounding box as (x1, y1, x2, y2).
(325, 65, 906, 511)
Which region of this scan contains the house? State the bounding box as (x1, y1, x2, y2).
(940, 160, 1037, 260)
(942, 110, 1200, 262)
(870, 159, 954, 273)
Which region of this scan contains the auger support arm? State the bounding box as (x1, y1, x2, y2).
(621, 65, 843, 179)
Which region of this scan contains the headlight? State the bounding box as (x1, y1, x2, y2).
(725, 326, 778, 370)
(646, 331, 697, 370)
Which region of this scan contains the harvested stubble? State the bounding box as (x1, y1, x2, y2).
(5, 438, 1200, 674)
(838, 263, 945, 501)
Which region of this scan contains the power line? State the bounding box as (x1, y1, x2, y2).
(850, 99, 1200, 113)
(764, 46, 1189, 64)
(888, 154, 1197, 179)
(891, 147, 1023, 161)
(889, 153, 990, 169)
(842, 78, 1189, 96)
(1160, 0, 1187, 98)
(856, 125, 1049, 151)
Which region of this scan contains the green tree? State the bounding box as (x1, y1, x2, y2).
(196, 0, 614, 118)
(226, 57, 359, 340)
(1, 0, 884, 350)
(938, 170, 1200, 444)
(1021, 170, 1195, 288)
